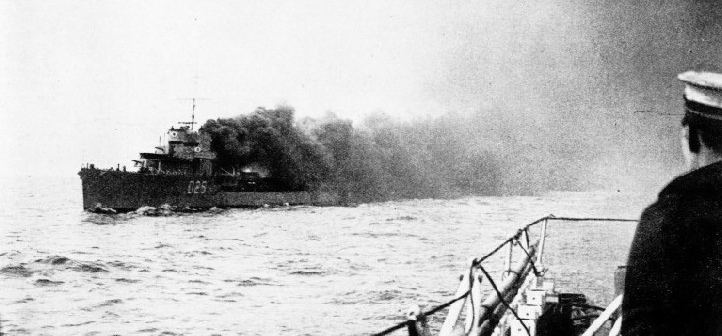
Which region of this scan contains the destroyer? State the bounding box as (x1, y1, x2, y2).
(79, 122, 338, 212)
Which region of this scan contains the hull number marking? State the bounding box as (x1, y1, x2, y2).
(187, 180, 208, 194)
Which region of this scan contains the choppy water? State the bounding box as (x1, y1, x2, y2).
(0, 176, 652, 335)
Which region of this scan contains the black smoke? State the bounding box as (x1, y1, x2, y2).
(199, 0, 722, 199)
(201, 107, 510, 201)
(200, 106, 332, 191)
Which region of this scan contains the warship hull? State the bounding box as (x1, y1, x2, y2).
(79, 168, 339, 211)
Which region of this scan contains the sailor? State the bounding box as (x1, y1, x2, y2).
(622, 71, 722, 335)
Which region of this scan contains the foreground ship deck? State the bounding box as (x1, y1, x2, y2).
(371, 215, 637, 336)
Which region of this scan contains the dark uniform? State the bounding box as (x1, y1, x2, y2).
(622, 161, 722, 335)
(623, 71, 722, 335)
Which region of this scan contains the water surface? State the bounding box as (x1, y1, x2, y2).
(0, 176, 650, 335)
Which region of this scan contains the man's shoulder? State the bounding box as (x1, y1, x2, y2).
(641, 193, 684, 223)
(641, 182, 722, 242)
(658, 161, 722, 197)
(649, 163, 722, 216)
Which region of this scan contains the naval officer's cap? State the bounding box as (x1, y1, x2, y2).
(679, 71, 722, 130)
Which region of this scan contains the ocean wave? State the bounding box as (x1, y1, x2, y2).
(61, 321, 95, 327)
(35, 255, 70, 265)
(225, 276, 277, 287)
(82, 206, 230, 224)
(115, 278, 141, 283)
(34, 255, 108, 273)
(4, 188, 643, 335)
(136, 328, 159, 333)
(386, 215, 417, 221)
(69, 263, 107, 273)
(81, 299, 123, 312)
(0, 250, 22, 257)
(34, 279, 64, 286)
(215, 291, 245, 298)
(107, 260, 138, 271)
(288, 270, 326, 276)
(0, 265, 33, 277)
(330, 289, 414, 305)
(351, 232, 419, 239)
(188, 279, 210, 284)
(14, 296, 35, 304)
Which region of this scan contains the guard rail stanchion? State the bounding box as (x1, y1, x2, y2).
(537, 218, 548, 268)
(439, 258, 475, 336)
(406, 305, 430, 336)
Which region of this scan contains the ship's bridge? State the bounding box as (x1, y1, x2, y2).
(137, 126, 216, 175)
(167, 126, 197, 144)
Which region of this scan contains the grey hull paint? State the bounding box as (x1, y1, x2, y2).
(79, 168, 338, 211)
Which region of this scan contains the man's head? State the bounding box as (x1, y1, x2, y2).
(678, 71, 722, 170)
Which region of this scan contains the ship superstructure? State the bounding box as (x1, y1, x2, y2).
(134, 126, 216, 176)
(79, 123, 338, 211)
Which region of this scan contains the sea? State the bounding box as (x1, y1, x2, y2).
(0, 176, 654, 336)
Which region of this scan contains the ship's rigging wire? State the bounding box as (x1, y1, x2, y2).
(370, 215, 638, 336)
(515, 235, 541, 277)
(477, 265, 531, 336)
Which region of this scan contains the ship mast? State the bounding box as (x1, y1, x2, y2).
(191, 98, 196, 130)
(178, 97, 207, 130)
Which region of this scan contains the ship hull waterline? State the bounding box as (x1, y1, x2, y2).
(79, 169, 339, 212)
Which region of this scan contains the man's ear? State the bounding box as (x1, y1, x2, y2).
(688, 125, 701, 154)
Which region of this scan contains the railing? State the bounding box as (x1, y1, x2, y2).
(371, 215, 637, 336)
(581, 294, 623, 336)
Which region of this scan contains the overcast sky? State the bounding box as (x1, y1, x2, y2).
(2, 0, 720, 184)
(1, 1, 467, 176)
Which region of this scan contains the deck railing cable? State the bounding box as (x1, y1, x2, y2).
(370, 215, 638, 336)
(477, 264, 531, 336)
